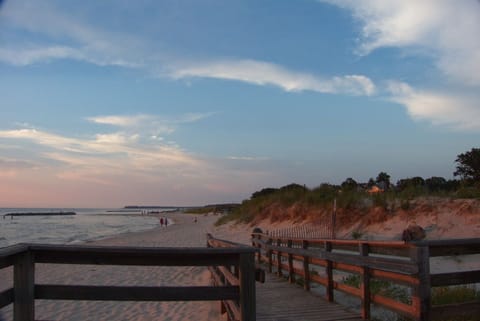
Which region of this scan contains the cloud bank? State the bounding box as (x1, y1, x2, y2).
(321, 0, 480, 87)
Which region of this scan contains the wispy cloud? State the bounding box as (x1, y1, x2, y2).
(171, 59, 376, 96)
(227, 156, 269, 161)
(387, 81, 480, 130)
(0, 1, 144, 68)
(1, 2, 377, 97)
(321, 0, 480, 86)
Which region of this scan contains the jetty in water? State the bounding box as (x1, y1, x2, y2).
(2, 211, 76, 218)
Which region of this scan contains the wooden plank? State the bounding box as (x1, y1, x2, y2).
(238, 252, 256, 321)
(223, 299, 241, 321)
(371, 294, 416, 318)
(14, 250, 34, 321)
(218, 266, 240, 286)
(325, 242, 334, 302)
(302, 240, 310, 291)
(418, 238, 480, 257)
(431, 270, 480, 286)
(430, 301, 480, 320)
(0, 288, 13, 309)
(360, 243, 370, 320)
(35, 284, 239, 301)
(0, 244, 29, 269)
(256, 273, 362, 321)
(411, 245, 430, 321)
(31, 245, 251, 266)
(254, 241, 418, 274)
(371, 269, 419, 287)
(334, 281, 361, 298)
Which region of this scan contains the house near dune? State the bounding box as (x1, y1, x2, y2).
(367, 185, 384, 194)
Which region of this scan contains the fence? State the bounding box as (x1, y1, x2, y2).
(251, 232, 480, 321)
(0, 242, 257, 321)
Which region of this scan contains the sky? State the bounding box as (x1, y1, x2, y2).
(1, 0, 479, 207)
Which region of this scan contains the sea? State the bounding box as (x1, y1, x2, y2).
(0, 208, 171, 248)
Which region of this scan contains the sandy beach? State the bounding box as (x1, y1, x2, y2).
(0, 212, 253, 321)
(2, 209, 479, 320)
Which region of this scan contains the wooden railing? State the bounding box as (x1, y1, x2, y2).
(0, 242, 257, 321)
(207, 234, 261, 321)
(251, 232, 480, 321)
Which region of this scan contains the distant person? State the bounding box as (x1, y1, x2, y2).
(164, 217, 168, 227)
(159, 217, 164, 227)
(194, 217, 197, 223)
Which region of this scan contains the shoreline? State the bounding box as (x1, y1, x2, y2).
(0, 212, 237, 321)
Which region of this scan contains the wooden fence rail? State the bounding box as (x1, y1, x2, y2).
(251, 232, 480, 321)
(0, 242, 257, 321)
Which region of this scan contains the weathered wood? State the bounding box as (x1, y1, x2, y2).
(256, 273, 362, 321)
(430, 301, 480, 320)
(218, 266, 240, 286)
(287, 240, 295, 284)
(0, 288, 13, 309)
(370, 269, 419, 287)
(239, 252, 256, 321)
(360, 243, 370, 320)
(412, 245, 431, 321)
(252, 239, 418, 274)
(14, 250, 34, 321)
(31, 244, 252, 266)
(371, 293, 416, 318)
(253, 233, 480, 321)
(325, 242, 334, 302)
(302, 240, 310, 291)
(416, 238, 480, 257)
(35, 284, 239, 301)
(0, 244, 29, 269)
(431, 270, 480, 286)
(276, 239, 282, 277)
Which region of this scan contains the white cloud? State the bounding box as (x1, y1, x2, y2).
(387, 81, 480, 130)
(321, 0, 480, 86)
(0, 1, 144, 68)
(171, 59, 376, 96)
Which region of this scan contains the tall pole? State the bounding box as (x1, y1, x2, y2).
(332, 198, 336, 239)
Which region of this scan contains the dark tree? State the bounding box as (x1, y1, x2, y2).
(425, 176, 447, 192)
(251, 187, 278, 199)
(454, 148, 480, 184)
(376, 172, 391, 190)
(341, 177, 358, 190)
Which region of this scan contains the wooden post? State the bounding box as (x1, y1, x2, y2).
(325, 241, 334, 302)
(14, 250, 35, 321)
(287, 240, 294, 283)
(276, 239, 282, 277)
(360, 243, 371, 320)
(267, 237, 273, 273)
(239, 253, 256, 321)
(412, 245, 431, 321)
(302, 240, 310, 291)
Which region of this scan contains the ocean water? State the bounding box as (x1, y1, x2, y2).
(0, 208, 165, 248)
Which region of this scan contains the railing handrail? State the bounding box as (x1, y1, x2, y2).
(0, 241, 257, 321)
(251, 232, 480, 321)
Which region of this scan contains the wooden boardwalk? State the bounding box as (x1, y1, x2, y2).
(256, 273, 362, 321)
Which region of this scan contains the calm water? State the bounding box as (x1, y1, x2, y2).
(0, 208, 165, 248)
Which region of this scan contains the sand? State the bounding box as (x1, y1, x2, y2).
(0, 213, 253, 321)
(1, 209, 479, 320)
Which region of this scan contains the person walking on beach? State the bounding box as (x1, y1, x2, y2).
(163, 217, 168, 227)
(159, 217, 164, 227)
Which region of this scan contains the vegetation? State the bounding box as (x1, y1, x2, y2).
(215, 148, 480, 226)
(455, 148, 480, 185)
(432, 285, 480, 306)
